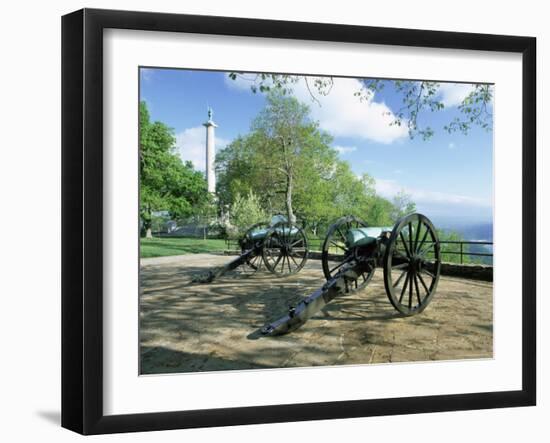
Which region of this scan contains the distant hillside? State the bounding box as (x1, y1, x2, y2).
(429, 216, 493, 265)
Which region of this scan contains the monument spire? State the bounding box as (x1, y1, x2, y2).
(203, 107, 217, 193)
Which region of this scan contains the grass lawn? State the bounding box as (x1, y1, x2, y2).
(140, 236, 327, 259)
(140, 237, 227, 258)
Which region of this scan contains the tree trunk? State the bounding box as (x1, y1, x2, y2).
(143, 205, 153, 238)
(285, 172, 296, 224)
(281, 137, 295, 225)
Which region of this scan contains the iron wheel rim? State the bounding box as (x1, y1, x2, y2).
(383, 213, 441, 315)
(321, 215, 375, 293)
(262, 222, 309, 276)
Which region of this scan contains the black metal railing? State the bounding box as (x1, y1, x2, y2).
(226, 238, 493, 265)
(438, 240, 493, 264)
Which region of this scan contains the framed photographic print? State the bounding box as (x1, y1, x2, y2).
(61, 8, 536, 435)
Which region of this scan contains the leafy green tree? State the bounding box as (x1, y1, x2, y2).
(150, 213, 170, 234)
(217, 92, 336, 225)
(250, 91, 334, 223)
(216, 93, 406, 234)
(192, 193, 217, 240)
(436, 230, 467, 264)
(363, 194, 395, 227)
(229, 191, 268, 234)
(444, 85, 493, 135)
(139, 101, 208, 237)
(390, 190, 416, 222)
(215, 134, 269, 210)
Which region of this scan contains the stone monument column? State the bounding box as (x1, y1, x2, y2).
(203, 108, 218, 194)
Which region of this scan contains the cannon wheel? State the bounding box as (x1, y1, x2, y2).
(321, 215, 375, 292)
(239, 221, 270, 273)
(262, 222, 309, 276)
(383, 213, 441, 315)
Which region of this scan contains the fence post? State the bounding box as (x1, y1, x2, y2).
(460, 242, 463, 264)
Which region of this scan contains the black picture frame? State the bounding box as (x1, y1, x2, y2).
(61, 8, 536, 435)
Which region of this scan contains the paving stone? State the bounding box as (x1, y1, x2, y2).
(140, 254, 493, 374)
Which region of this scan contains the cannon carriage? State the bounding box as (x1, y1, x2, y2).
(239, 215, 309, 276)
(194, 215, 309, 282)
(261, 212, 442, 335)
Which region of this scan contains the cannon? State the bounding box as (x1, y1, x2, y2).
(261, 213, 442, 335)
(193, 215, 309, 283)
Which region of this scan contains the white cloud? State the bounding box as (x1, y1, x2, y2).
(437, 83, 475, 107)
(448, 142, 456, 149)
(294, 77, 408, 144)
(176, 126, 229, 172)
(375, 178, 488, 206)
(225, 74, 408, 144)
(334, 145, 356, 155)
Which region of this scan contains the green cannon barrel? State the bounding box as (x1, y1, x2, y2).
(345, 227, 392, 248)
(248, 226, 299, 241)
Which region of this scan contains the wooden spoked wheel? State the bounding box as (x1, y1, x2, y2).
(383, 213, 441, 315)
(262, 222, 309, 276)
(321, 215, 375, 293)
(239, 221, 269, 272)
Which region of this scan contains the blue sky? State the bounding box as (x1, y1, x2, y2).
(140, 67, 493, 221)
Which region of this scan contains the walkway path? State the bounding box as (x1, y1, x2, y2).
(140, 254, 493, 374)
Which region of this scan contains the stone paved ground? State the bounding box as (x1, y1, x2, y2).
(140, 254, 493, 374)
